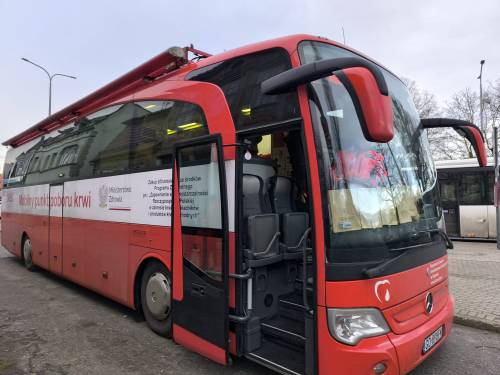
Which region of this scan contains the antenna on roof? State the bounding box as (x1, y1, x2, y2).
(186, 44, 212, 60)
(341, 26, 346, 44)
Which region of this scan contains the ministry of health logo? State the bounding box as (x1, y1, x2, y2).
(99, 185, 108, 208)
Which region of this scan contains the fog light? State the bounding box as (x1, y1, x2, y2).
(373, 362, 386, 374)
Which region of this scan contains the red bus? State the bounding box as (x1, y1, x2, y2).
(1, 35, 487, 374)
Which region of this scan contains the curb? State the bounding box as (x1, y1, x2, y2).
(454, 315, 500, 334)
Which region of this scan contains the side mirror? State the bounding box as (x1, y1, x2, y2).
(261, 57, 394, 143)
(421, 118, 488, 167)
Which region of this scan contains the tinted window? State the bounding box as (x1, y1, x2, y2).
(487, 170, 494, 205)
(460, 173, 484, 205)
(187, 48, 299, 129)
(439, 180, 457, 204)
(2, 162, 14, 187)
(4, 143, 38, 187)
(129, 101, 208, 173)
(58, 146, 78, 166)
(7, 100, 207, 187)
(299, 40, 355, 62)
(83, 103, 136, 177)
(29, 157, 40, 172)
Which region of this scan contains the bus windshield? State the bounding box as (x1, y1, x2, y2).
(299, 41, 443, 264)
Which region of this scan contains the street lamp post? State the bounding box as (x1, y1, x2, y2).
(479, 59, 499, 248)
(21, 57, 76, 116)
(479, 60, 485, 131)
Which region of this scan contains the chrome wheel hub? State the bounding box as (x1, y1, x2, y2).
(145, 272, 171, 320)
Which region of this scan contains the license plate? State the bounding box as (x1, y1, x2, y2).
(422, 326, 444, 354)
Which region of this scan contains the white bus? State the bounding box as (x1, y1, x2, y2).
(436, 158, 496, 239)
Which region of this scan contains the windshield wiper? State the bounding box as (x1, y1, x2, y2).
(362, 229, 453, 279)
(415, 228, 454, 250)
(363, 249, 414, 279)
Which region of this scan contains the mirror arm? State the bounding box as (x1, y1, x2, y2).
(422, 118, 482, 135)
(261, 57, 389, 96)
(421, 118, 487, 167)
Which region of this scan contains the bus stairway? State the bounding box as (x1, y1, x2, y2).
(248, 306, 306, 375)
(261, 314, 306, 350)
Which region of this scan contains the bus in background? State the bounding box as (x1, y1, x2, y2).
(436, 158, 496, 240)
(1, 35, 487, 375)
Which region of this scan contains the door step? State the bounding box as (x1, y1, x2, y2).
(261, 316, 305, 349)
(279, 293, 306, 322)
(246, 338, 304, 375)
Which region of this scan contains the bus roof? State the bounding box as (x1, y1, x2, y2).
(435, 157, 494, 169)
(4, 34, 390, 148)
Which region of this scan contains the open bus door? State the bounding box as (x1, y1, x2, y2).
(154, 80, 235, 364)
(171, 134, 229, 365)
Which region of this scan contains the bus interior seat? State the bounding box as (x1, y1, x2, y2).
(270, 176, 310, 260)
(270, 175, 294, 214)
(243, 159, 276, 210)
(242, 174, 282, 268)
(281, 213, 310, 260)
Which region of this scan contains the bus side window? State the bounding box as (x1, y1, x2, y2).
(86, 103, 135, 177)
(58, 146, 78, 166)
(129, 101, 208, 173)
(460, 173, 483, 205)
(487, 171, 495, 205)
(2, 163, 13, 187)
(6, 100, 210, 187)
(186, 48, 299, 130)
(439, 180, 457, 204)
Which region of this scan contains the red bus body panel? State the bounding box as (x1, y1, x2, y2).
(173, 324, 227, 365)
(325, 256, 449, 309)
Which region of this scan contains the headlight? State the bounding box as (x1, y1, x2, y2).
(327, 308, 390, 345)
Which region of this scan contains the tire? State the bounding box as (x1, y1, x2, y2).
(140, 262, 172, 337)
(22, 236, 36, 271)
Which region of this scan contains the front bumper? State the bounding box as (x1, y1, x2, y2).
(388, 294, 455, 374)
(317, 295, 455, 375)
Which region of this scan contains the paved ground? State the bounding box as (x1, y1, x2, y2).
(1, 244, 500, 374)
(449, 241, 500, 332)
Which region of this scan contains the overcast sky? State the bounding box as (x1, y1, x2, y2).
(1, 0, 499, 168)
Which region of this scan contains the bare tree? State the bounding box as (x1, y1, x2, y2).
(403, 77, 500, 161)
(444, 88, 481, 158)
(485, 80, 500, 135)
(402, 77, 461, 160)
(401, 78, 440, 118)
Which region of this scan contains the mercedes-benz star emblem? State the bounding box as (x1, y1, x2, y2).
(425, 292, 434, 314)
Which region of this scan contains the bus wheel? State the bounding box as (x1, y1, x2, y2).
(22, 236, 36, 271)
(140, 262, 172, 337)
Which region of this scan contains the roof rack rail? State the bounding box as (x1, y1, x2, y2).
(4, 45, 209, 147)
